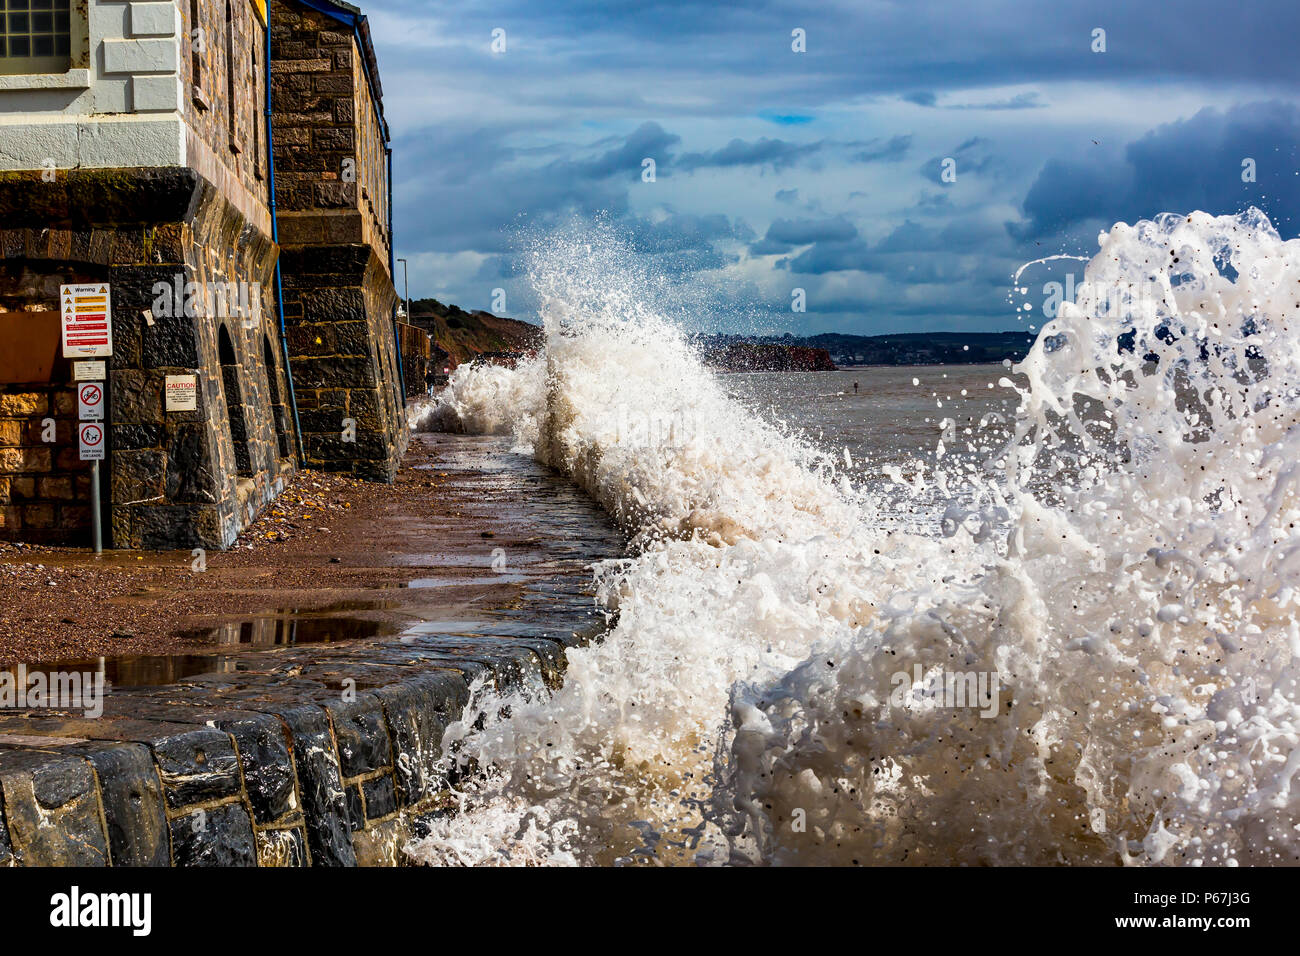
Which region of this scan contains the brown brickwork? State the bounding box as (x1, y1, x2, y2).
(0, 378, 91, 541)
(0, 266, 98, 545)
(185, 0, 270, 193)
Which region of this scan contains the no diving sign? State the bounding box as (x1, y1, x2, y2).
(77, 381, 105, 421)
(79, 422, 105, 461)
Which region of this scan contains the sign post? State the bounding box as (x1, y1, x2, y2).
(90, 454, 102, 555)
(64, 283, 112, 554)
(78, 421, 105, 554)
(73, 360, 107, 382)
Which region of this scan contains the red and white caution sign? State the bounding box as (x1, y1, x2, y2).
(79, 422, 105, 461)
(77, 381, 105, 421)
(61, 283, 113, 358)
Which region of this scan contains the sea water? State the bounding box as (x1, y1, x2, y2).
(409, 209, 1300, 866)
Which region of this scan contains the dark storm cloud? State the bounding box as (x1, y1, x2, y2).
(903, 91, 1045, 111)
(780, 237, 873, 275)
(574, 121, 681, 180)
(372, 0, 1300, 330)
(631, 212, 754, 253)
(677, 137, 826, 172)
(920, 137, 997, 183)
(853, 134, 913, 163)
(1014, 101, 1300, 239)
(379, 0, 1300, 106)
(678, 134, 913, 173)
(751, 216, 859, 255)
(875, 217, 1006, 254)
(947, 92, 1044, 111)
(394, 121, 680, 253)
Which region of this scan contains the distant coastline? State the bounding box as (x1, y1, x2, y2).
(696, 340, 837, 373)
(401, 299, 1038, 380)
(405, 298, 543, 383)
(692, 330, 1037, 370)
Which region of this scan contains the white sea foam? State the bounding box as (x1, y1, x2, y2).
(407, 210, 1300, 866)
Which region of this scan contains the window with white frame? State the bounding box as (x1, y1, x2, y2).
(0, 0, 72, 75)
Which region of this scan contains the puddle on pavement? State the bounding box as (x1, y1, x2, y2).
(394, 549, 550, 568)
(176, 607, 395, 647)
(406, 573, 531, 588)
(3, 654, 238, 688)
(397, 618, 498, 633)
(5, 604, 400, 689)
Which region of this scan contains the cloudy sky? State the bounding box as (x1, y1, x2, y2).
(369, 0, 1300, 335)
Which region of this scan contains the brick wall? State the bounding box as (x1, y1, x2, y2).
(269, 3, 389, 257)
(351, 24, 390, 259)
(279, 244, 406, 481)
(270, 7, 359, 223)
(0, 267, 102, 545)
(0, 383, 91, 545)
(107, 174, 291, 549)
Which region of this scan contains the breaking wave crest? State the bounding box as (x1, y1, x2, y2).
(409, 210, 1300, 866)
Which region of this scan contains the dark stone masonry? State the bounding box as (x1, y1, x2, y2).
(0, 0, 413, 550)
(272, 0, 407, 482)
(0, 168, 293, 550)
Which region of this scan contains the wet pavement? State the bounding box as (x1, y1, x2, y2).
(0, 434, 627, 866)
(1, 433, 626, 675)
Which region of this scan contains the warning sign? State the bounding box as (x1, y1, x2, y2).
(165, 374, 198, 412)
(79, 422, 105, 461)
(61, 284, 113, 358)
(77, 381, 105, 421)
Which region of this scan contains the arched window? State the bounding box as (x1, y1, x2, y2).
(251, 23, 263, 179)
(218, 324, 252, 476)
(225, 0, 241, 154)
(263, 334, 290, 458)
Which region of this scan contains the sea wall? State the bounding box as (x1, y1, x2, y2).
(0, 624, 596, 866)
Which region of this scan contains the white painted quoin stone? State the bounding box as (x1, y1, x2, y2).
(0, 1, 187, 170)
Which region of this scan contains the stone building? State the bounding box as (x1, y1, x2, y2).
(270, 0, 406, 481)
(0, 0, 403, 549)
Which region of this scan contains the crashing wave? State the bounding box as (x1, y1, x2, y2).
(409, 210, 1300, 867)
